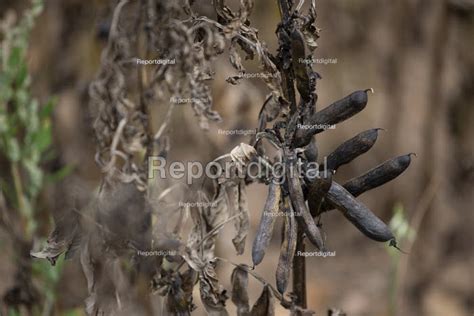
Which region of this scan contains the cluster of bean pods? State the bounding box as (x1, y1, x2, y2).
(252, 89, 414, 294)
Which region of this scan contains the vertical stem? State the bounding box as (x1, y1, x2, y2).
(277, 0, 308, 311)
(11, 161, 33, 239)
(11, 162, 25, 213)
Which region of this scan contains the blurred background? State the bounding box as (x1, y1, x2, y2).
(0, 0, 473, 315)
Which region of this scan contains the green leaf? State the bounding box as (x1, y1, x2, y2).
(31, 124, 52, 153)
(8, 308, 21, 316)
(25, 99, 40, 130)
(15, 60, 29, 88)
(0, 114, 7, 134)
(4, 138, 21, 162)
(46, 164, 74, 183)
(7, 46, 23, 73)
(40, 98, 56, 120)
(23, 158, 43, 197)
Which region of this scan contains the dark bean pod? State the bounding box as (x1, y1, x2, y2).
(307, 171, 333, 217)
(285, 150, 324, 249)
(304, 137, 318, 162)
(343, 153, 414, 197)
(294, 89, 372, 147)
(325, 182, 394, 242)
(275, 205, 297, 294)
(252, 181, 281, 266)
(325, 128, 382, 171)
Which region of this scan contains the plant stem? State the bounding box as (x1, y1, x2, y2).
(11, 161, 33, 239)
(276, 0, 308, 310)
(11, 162, 25, 212)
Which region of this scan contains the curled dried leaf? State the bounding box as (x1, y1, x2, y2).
(199, 262, 229, 316)
(30, 214, 80, 265)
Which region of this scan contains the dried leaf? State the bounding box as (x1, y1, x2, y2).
(291, 29, 311, 101)
(199, 262, 229, 316)
(250, 285, 274, 316)
(231, 266, 250, 316)
(232, 181, 250, 255)
(166, 272, 194, 315)
(31, 212, 80, 265)
(229, 38, 245, 72)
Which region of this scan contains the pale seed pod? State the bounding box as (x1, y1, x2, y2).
(252, 181, 281, 266)
(275, 205, 297, 294)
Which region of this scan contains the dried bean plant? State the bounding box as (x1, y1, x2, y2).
(33, 0, 414, 315)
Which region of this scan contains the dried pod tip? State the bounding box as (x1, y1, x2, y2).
(364, 88, 375, 94)
(349, 90, 369, 108)
(409, 152, 417, 158)
(375, 128, 386, 132)
(389, 239, 409, 254)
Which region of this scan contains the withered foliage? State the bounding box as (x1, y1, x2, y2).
(32, 0, 413, 315)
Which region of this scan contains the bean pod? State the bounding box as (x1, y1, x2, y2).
(294, 89, 371, 147)
(285, 149, 324, 249)
(307, 171, 333, 217)
(325, 128, 382, 171)
(343, 153, 414, 197)
(275, 205, 297, 294)
(325, 182, 394, 242)
(252, 181, 281, 266)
